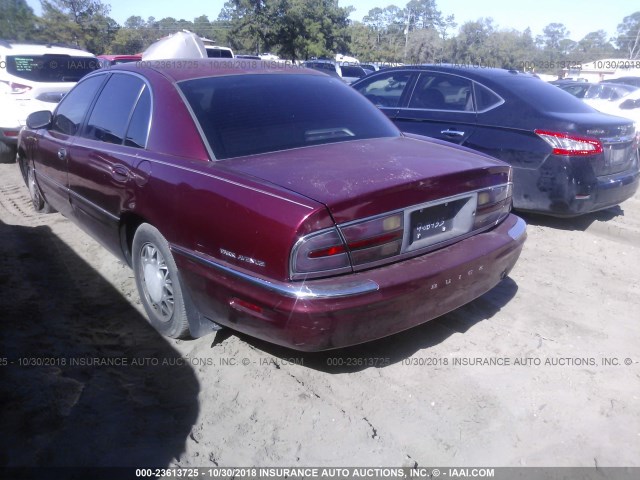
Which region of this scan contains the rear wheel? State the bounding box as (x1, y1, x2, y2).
(0, 142, 16, 164)
(26, 162, 55, 213)
(132, 223, 191, 338)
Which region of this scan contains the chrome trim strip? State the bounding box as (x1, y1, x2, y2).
(507, 216, 527, 240)
(68, 189, 120, 222)
(171, 244, 379, 299)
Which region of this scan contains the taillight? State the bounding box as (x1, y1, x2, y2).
(3, 81, 32, 94)
(291, 212, 404, 279)
(535, 129, 603, 156)
(340, 213, 404, 266)
(473, 183, 512, 229)
(291, 228, 351, 279)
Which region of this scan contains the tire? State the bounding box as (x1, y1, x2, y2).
(0, 141, 16, 164)
(26, 162, 55, 213)
(132, 223, 192, 339)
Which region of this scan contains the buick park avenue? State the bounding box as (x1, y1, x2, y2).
(18, 60, 526, 350)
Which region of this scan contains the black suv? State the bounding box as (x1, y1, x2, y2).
(352, 66, 639, 216)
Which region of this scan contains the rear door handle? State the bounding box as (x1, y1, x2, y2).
(441, 129, 465, 137)
(57, 148, 67, 160)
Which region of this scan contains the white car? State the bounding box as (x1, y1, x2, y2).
(581, 83, 637, 112)
(0, 41, 98, 162)
(590, 88, 640, 128)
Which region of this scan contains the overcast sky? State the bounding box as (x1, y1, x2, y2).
(25, 0, 634, 42)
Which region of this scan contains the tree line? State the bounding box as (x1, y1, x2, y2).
(1, 0, 639, 73)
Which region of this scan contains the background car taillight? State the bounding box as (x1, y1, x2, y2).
(291, 213, 404, 279)
(535, 129, 603, 156)
(0, 80, 33, 94)
(473, 184, 513, 229)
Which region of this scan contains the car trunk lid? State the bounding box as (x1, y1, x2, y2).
(215, 136, 510, 223)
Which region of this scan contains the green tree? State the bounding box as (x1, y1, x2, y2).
(0, 0, 37, 40)
(36, 0, 118, 54)
(615, 12, 640, 59)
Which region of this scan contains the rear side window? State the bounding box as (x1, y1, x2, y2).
(353, 71, 413, 107)
(52, 75, 105, 135)
(179, 74, 399, 160)
(124, 87, 151, 148)
(409, 73, 473, 111)
(6, 55, 99, 82)
(83, 74, 146, 145)
(474, 83, 504, 111)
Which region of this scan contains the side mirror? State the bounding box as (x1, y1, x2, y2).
(620, 99, 640, 110)
(26, 110, 53, 130)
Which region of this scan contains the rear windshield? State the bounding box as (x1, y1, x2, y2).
(206, 49, 233, 58)
(340, 66, 366, 78)
(6, 55, 99, 82)
(178, 74, 399, 159)
(503, 76, 595, 113)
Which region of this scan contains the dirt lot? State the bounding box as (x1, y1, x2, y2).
(0, 161, 639, 468)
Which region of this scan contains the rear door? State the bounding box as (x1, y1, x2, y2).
(394, 71, 477, 144)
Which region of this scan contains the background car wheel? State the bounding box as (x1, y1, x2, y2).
(26, 164, 55, 213)
(0, 142, 16, 164)
(132, 223, 192, 339)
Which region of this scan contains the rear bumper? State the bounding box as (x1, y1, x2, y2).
(514, 152, 639, 217)
(173, 214, 527, 351)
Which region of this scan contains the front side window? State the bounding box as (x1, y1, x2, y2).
(179, 74, 399, 160)
(52, 75, 105, 135)
(353, 71, 413, 107)
(6, 55, 100, 82)
(83, 74, 146, 145)
(409, 73, 474, 111)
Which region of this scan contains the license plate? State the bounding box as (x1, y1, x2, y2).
(608, 146, 629, 166)
(410, 198, 467, 244)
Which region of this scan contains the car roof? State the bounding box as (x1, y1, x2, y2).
(109, 59, 326, 82)
(97, 54, 141, 60)
(0, 42, 94, 57)
(373, 64, 540, 81)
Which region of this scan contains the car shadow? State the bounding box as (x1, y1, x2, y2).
(215, 276, 519, 373)
(516, 205, 624, 231)
(0, 220, 199, 468)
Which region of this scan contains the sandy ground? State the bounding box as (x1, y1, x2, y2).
(0, 160, 639, 469)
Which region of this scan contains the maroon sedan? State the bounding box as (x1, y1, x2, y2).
(17, 60, 526, 351)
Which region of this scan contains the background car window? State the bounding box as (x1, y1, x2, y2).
(179, 74, 399, 160)
(84, 74, 145, 145)
(52, 75, 105, 135)
(474, 83, 504, 111)
(6, 55, 99, 82)
(124, 86, 151, 149)
(409, 73, 473, 111)
(353, 71, 412, 107)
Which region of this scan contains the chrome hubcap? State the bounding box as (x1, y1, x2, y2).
(28, 168, 41, 206)
(140, 243, 174, 321)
